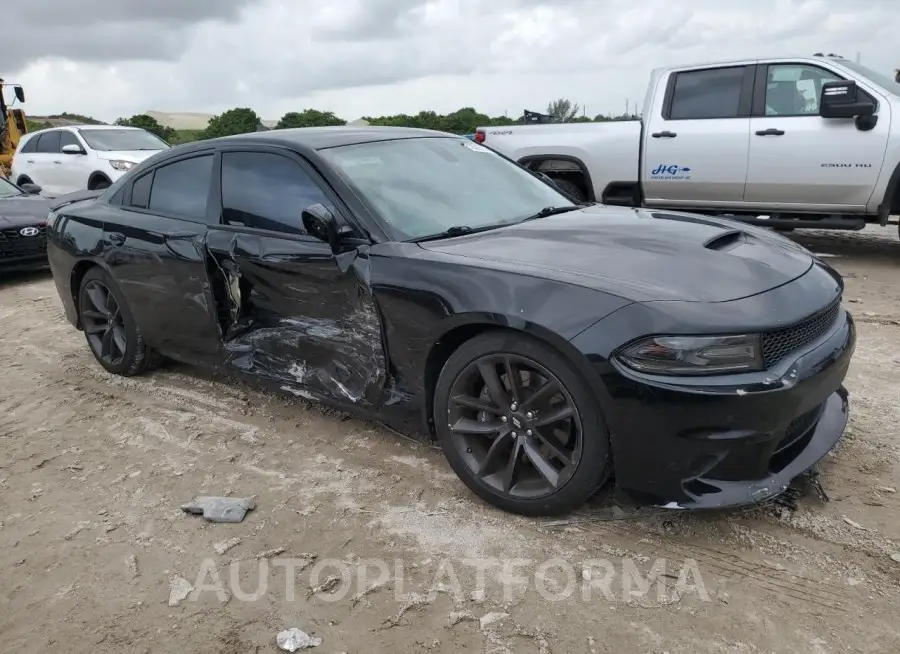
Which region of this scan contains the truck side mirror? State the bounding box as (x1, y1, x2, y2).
(14, 85, 25, 103)
(819, 80, 874, 118)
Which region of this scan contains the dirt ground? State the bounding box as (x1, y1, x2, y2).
(1, 226, 899, 654)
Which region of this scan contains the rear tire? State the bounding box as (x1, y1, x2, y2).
(434, 331, 610, 516)
(77, 267, 156, 376)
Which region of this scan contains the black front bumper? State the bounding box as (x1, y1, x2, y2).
(595, 308, 855, 509)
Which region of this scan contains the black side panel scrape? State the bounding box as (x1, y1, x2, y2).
(204, 230, 387, 406)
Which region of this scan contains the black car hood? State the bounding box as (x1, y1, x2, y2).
(0, 195, 52, 228)
(418, 205, 814, 303)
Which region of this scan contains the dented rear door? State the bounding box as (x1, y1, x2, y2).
(106, 150, 224, 361)
(204, 147, 386, 405)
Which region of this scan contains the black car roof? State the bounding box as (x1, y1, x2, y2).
(181, 126, 457, 153)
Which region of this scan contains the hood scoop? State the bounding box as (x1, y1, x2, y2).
(703, 229, 746, 252)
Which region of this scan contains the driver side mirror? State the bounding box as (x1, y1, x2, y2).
(819, 80, 875, 118)
(20, 182, 42, 195)
(61, 144, 86, 155)
(301, 203, 355, 250)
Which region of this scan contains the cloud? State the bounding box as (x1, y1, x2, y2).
(7, 0, 899, 123)
(4, 0, 254, 71)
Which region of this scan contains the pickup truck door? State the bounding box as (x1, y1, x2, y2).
(642, 65, 754, 207)
(744, 62, 888, 209)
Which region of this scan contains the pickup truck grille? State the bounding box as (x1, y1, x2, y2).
(0, 224, 48, 259)
(761, 300, 841, 368)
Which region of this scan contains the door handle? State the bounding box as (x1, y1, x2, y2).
(651, 131, 677, 138)
(108, 232, 126, 245)
(755, 128, 785, 136)
(53, 160, 62, 164)
(26, 159, 34, 163)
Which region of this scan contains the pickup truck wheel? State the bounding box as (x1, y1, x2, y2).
(549, 177, 585, 203)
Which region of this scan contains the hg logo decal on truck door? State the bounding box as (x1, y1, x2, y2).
(651, 164, 692, 180)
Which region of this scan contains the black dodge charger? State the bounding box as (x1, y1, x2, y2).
(0, 176, 50, 274)
(45, 127, 855, 516)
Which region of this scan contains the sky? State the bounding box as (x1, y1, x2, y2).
(5, 0, 899, 123)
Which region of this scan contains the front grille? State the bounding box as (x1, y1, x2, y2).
(761, 300, 841, 368)
(0, 224, 48, 259)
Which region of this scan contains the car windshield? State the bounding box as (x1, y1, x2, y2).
(77, 128, 170, 151)
(318, 137, 576, 240)
(0, 176, 25, 198)
(835, 60, 900, 96)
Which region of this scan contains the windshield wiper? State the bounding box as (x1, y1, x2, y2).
(522, 205, 582, 222)
(411, 223, 509, 243)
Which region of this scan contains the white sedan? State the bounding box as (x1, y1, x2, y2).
(10, 125, 169, 196)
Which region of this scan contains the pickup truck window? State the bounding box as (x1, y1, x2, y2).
(764, 64, 839, 116)
(668, 67, 746, 120)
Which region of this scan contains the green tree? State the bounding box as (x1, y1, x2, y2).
(546, 98, 581, 123)
(25, 119, 52, 132)
(276, 109, 346, 129)
(202, 107, 261, 139)
(114, 114, 176, 142)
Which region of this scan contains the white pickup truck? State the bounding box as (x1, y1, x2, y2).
(476, 54, 900, 235)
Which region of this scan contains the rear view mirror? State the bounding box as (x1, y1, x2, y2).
(14, 85, 25, 103)
(61, 144, 86, 155)
(301, 203, 354, 249)
(20, 182, 41, 195)
(819, 80, 875, 118)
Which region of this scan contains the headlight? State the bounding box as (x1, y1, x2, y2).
(109, 160, 135, 171)
(617, 334, 763, 375)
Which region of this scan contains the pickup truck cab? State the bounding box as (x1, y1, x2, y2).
(477, 54, 900, 234)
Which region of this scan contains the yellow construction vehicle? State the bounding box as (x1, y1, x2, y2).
(1, 79, 28, 178)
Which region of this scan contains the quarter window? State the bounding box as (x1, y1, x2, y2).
(20, 135, 38, 154)
(34, 131, 61, 153)
(220, 151, 333, 234)
(669, 67, 746, 119)
(147, 155, 214, 220)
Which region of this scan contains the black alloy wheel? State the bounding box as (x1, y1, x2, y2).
(77, 267, 157, 376)
(81, 279, 127, 367)
(435, 332, 609, 516)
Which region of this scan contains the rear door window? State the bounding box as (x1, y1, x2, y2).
(129, 172, 153, 209)
(147, 155, 214, 220)
(34, 131, 61, 153)
(669, 67, 746, 119)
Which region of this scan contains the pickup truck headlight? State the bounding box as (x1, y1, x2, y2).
(109, 160, 135, 172)
(617, 334, 763, 375)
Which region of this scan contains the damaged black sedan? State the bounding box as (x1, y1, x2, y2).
(45, 127, 855, 516)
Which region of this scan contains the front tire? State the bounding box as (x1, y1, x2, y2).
(89, 175, 111, 190)
(434, 331, 610, 516)
(550, 177, 586, 203)
(77, 267, 155, 376)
